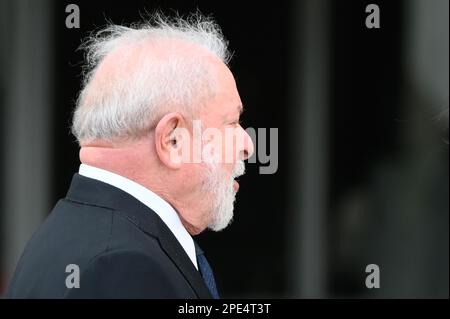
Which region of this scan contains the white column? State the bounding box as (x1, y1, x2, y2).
(1, 0, 53, 285)
(287, 0, 331, 298)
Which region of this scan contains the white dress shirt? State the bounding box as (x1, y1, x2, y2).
(79, 163, 198, 270)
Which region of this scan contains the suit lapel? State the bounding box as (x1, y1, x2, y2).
(66, 174, 212, 298)
(122, 202, 212, 298)
(156, 225, 212, 298)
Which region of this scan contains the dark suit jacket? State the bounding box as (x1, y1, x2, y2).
(6, 174, 212, 299)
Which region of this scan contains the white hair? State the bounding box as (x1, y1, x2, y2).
(72, 12, 231, 143)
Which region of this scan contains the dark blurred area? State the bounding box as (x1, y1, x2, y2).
(0, 0, 448, 298)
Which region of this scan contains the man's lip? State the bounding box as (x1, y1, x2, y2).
(233, 180, 239, 192)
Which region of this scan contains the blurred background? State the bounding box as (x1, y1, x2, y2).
(0, 0, 448, 298)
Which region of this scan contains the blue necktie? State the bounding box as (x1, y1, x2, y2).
(194, 242, 220, 299)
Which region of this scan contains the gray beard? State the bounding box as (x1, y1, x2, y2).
(204, 160, 245, 232)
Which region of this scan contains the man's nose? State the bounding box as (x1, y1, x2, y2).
(240, 128, 255, 161)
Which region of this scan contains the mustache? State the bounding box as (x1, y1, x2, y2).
(232, 160, 246, 179)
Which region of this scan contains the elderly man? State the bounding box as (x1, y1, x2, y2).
(6, 13, 253, 299)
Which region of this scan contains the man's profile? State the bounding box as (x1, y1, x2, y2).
(6, 12, 253, 299)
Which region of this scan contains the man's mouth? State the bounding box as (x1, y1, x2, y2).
(233, 180, 239, 192)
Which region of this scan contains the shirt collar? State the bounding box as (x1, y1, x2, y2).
(78, 163, 198, 270)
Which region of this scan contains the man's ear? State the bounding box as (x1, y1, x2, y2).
(154, 112, 189, 169)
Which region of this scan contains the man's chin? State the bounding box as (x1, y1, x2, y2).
(204, 183, 237, 232)
(207, 213, 234, 232)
